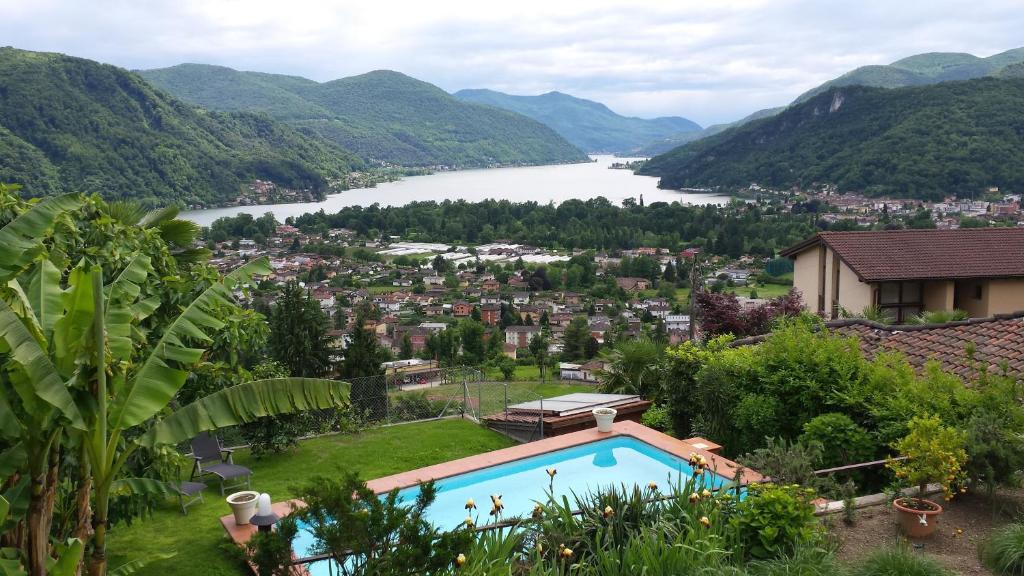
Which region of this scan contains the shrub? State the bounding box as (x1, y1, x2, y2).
(848, 546, 954, 576)
(245, 515, 298, 576)
(799, 413, 877, 469)
(739, 438, 828, 493)
(982, 523, 1024, 576)
(729, 483, 820, 560)
(641, 404, 672, 433)
(295, 473, 474, 574)
(888, 414, 967, 500)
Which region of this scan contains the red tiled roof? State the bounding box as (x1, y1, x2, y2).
(781, 229, 1024, 282)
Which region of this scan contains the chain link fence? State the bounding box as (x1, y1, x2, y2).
(345, 367, 546, 442)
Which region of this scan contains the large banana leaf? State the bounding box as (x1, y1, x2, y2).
(0, 443, 25, 477)
(51, 265, 96, 376)
(138, 378, 349, 448)
(25, 259, 62, 343)
(111, 259, 272, 430)
(0, 298, 84, 430)
(110, 478, 174, 498)
(104, 255, 154, 362)
(0, 194, 83, 281)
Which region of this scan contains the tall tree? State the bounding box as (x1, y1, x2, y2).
(459, 320, 485, 365)
(399, 332, 414, 360)
(561, 316, 591, 361)
(529, 333, 550, 382)
(268, 281, 333, 377)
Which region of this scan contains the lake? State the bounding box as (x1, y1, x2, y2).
(180, 155, 730, 226)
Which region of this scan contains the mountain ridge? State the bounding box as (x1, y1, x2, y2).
(639, 77, 1024, 201)
(139, 65, 588, 168)
(0, 47, 362, 206)
(453, 87, 701, 154)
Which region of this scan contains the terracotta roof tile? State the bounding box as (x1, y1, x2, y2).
(782, 229, 1024, 282)
(829, 313, 1024, 380)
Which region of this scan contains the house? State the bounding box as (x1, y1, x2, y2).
(559, 363, 584, 380)
(616, 277, 651, 291)
(423, 305, 445, 316)
(782, 229, 1024, 322)
(665, 314, 691, 332)
(511, 292, 531, 305)
(480, 304, 501, 326)
(502, 342, 518, 359)
(480, 294, 502, 305)
(452, 301, 473, 317)
(505, 325, 542, 348)
(559, 361, 602, 382)
(482, 278, 501, 292)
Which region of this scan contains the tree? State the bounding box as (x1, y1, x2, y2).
(399, 332, 414, 360)
(498, 357, 516, 381)
(598, 338, 664, 399)
(696, 289, 804, 339)
(486, 328, 505, 359)
(341, 307, 389, 419)
(561, 316, 590, 361)
(663, 260, 677, 283)
(431, 254, 448, 273)
(529, 333, 550, 382)
(0, 196, 347, 576)
(459, 320, 485, 365)
(268, 281, 333, 377)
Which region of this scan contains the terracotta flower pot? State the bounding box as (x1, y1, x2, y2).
(893, 497, 943, 538)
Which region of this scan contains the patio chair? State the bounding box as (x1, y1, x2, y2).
(171, 464, 207, 515)
(189, 432, 252, 495)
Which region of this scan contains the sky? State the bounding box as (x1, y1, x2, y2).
(2, 0, 1022, 125)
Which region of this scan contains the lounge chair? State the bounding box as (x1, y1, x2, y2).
(189, 432, 252, 495)
(172, 464, 207, 514)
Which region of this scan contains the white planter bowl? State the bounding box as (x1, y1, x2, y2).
(226, 490, 260, 526)
(592, 408, 618, 433)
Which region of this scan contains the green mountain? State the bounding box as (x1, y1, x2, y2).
(639, 77, 1024, 201)
(451, 88, 701, 154)
(0, 48, 362, 206)
(631, 107, 785, 157)
(139, 65, 587, 168)
(794, 47, 1024, 103)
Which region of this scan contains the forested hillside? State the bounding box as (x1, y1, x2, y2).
(640, 78, 1024, 200)
(0, 48, 362, 206)
(140, 65, 588, 168)
(453, 88, 701, 154)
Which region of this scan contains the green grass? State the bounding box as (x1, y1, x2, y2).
(108, 419, 514, 576)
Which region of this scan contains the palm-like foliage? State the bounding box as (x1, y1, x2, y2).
(0, 197, 347, 576)
(597, 338, 665, 399)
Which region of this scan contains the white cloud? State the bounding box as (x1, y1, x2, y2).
(1, 0, 1021, 124)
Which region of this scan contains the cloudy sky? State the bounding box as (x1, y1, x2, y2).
(2, 0, 1021, 125)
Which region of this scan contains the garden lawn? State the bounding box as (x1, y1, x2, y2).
(107, 419, 514, 576)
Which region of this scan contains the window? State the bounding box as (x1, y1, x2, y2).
(875, 281, 924, 323)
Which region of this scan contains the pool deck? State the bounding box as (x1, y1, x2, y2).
(219, 420, 759, 562)
(364, 419, 761, 493)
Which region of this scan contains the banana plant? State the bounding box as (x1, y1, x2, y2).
(1, 253, 348, 576)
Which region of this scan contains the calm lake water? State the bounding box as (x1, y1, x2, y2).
(181, 155, 730, 226)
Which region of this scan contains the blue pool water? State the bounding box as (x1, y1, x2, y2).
(292, 436, 733, 573)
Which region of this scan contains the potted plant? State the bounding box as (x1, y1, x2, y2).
(226, 490, 261, 526)
(592, 407, 617, 433)
(887, 415, 967, 538)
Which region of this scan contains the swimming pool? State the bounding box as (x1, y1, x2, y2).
(291, 435, 736, 572)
